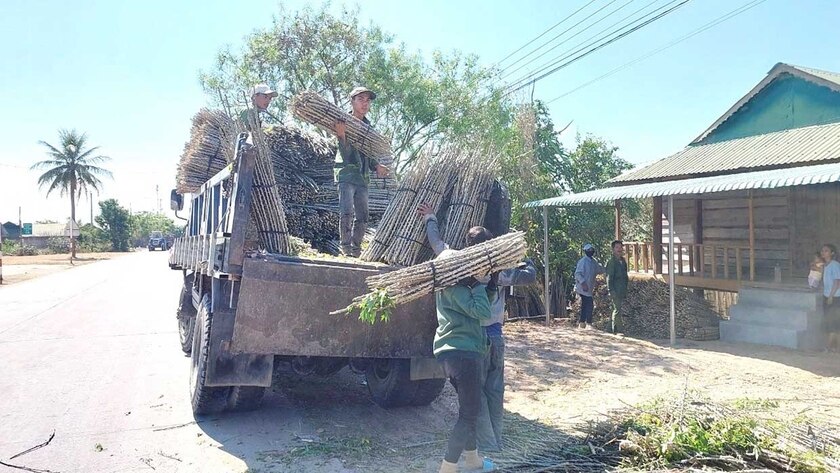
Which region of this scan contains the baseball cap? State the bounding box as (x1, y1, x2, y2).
(349, 86, 377, 100)
(583, 243, 594, 251)
(251, 84, 278, 98)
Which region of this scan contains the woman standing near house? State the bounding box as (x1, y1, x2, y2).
(820, 244, 840, 352)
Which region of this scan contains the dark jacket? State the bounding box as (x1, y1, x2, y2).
(334, 115, 379, 187)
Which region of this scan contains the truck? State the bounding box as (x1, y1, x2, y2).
(169, 132, 510, 415)
(148, 231, 168, 251)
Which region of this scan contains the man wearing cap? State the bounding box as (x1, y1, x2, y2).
(239, 83, 279, 130)
(574, 243, 605, 329)
(334, 86, 389, 257)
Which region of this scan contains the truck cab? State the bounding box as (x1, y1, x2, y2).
(148, 231, 168, 251)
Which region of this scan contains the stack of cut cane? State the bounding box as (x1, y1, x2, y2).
(332, 231, 527, 315)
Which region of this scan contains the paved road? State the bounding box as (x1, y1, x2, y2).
(0, 252, 311, 473)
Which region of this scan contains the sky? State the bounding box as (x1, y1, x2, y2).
(1, 0, 839, 225)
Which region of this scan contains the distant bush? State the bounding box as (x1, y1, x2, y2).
(46, 237, 71, 254)
(1, 240, 37, 256)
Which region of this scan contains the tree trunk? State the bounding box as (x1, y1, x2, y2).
(70, 180, 77, 259)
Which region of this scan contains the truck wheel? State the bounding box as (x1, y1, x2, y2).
(189, 294, 230, 415)
(177, 276, 196, 355)
(227, 386, 266, 412)
(365, 359, 420, 408)
(408, 378, 446, 406)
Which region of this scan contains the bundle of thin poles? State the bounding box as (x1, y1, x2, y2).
(290, 91, 393, 161)
(361, 145, 499, 266)
(241, 112, 292, 255)
(264, 124, 336, 188)
(176, 109, 236, 193)
(440, 149, 498, 250)
(333, 231, 526, 315)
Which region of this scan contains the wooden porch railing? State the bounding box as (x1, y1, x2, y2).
(622, 241, 755, 284)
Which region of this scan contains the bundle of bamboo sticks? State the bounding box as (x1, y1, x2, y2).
(333, 231, 527, 315)
(176, 109, 236, 193)
(361, 145, 499, 266)
(240, 112, 292, 255)
(290, 91, 393, 160)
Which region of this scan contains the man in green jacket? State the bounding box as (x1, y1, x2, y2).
(334, 86, 389, 257)
(605, 239, 629, 334)
(421, 214, 496, 473)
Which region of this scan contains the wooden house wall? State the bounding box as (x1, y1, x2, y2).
(790, 182, 840, 274)
(669, 189, 791, 280)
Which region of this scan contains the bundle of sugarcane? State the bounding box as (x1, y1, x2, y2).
(290, 91, 393, 160)
(241, 113, 293, 255)
(176, 109, 236, 193)
(264, 124, 336, 187)
(440, 149, 498, 250)
(333, 232, 527, 323)
(378, 152, 460, 266)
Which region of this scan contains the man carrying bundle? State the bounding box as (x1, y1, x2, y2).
(419, 203, 535, 455)
(239, 83, 279, 129)
(334, 86, 389, 257)
(418, 203, 498, 472)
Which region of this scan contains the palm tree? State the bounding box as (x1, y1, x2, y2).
(32, 129, 112, 259)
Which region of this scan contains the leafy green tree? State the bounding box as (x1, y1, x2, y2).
(131, 212, 181, 246)
(199, 3, 507, 172)
(32, 129, 112, 258)
(96, 199, 132, 252)
(500, 101, 636, 304)
(78, 223, 110, 253)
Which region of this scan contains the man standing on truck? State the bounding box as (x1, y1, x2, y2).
(238, 83, 279, 129)
(334, 86, 389, 257)
(419, 203, 535, 454)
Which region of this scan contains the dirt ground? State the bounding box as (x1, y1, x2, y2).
(246, 321, 839, 472)
(0, 252, 126, 285)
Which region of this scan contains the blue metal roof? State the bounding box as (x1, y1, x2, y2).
(524, 161, 840, 208)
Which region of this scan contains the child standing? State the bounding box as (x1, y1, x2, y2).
(808, 252, 825, 290)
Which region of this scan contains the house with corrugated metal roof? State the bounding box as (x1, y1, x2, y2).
(527, 63, 840, 350)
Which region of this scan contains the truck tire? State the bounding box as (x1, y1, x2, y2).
(189, 295, 230, 415)
(408, 378, 447, 406)
(177, 275, 196, 355)
(227, 386, 266, 412)
(366, 359, 418, 408)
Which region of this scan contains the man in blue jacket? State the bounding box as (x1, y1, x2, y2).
(575, 243, 605, 329)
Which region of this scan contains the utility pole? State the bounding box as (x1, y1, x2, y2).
(89, 191, 94, 225)
(156, 185, 161, 214)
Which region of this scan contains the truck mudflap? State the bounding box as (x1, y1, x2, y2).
(206, 307, 274, 387)
(231, 257, 438, 359)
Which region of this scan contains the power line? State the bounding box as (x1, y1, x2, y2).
(504, 0, 692, 95)
(496, 0, 621, 78)
(545, 0, 768, 104)
(493, 0, 599, 68)
(499, 0, 644, 82)
(503, 0, 685, 92)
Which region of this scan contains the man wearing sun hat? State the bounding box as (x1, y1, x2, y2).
(333, 86, 389, 257)
(239, 83, 279, 130)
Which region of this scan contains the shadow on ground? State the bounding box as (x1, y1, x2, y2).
(195, 367, 611, 473)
